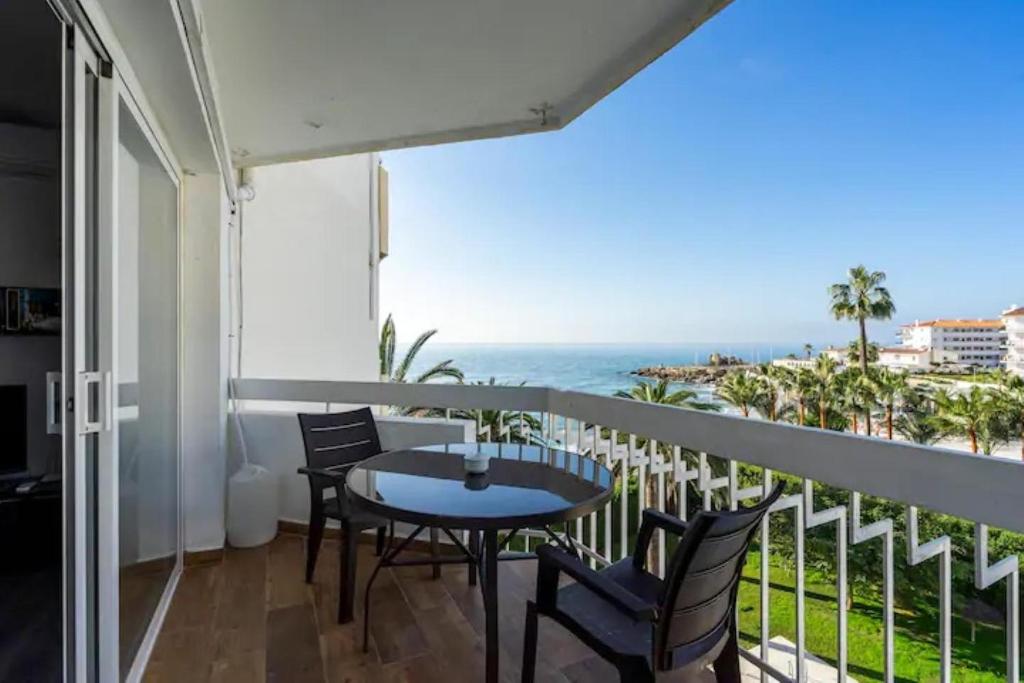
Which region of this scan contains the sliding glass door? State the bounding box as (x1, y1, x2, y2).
(2, 6, 181, 679)
(112, 91, 181, 681)
(70, 26, 182, 682)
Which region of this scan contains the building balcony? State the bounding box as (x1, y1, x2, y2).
(143, 379, 1024, 683)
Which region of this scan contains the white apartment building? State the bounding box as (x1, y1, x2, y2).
(1003, 306, 1024, 378)
(877, 346, 958, 371)
(898, 319, 1007, 368)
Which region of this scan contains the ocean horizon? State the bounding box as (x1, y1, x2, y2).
(401, 342, 843, 399)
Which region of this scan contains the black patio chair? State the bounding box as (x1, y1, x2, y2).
(522, 483, 784, 682)
(297, 408, 442, 623)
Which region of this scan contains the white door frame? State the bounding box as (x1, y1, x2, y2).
(94, 57, 120, 683)
(71, 32, 104, 683)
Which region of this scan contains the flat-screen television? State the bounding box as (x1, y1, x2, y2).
(0, 385, 28, 476)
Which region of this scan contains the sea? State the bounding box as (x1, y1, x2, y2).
(401, 343, 816, 404)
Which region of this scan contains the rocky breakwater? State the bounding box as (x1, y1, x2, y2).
(632, 364, 752, 385)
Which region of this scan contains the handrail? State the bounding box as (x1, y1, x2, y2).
(232, 378, 548, 412)
(232, 378, 1024, 534)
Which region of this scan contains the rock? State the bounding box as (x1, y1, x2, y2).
(632, 364, 752, 385)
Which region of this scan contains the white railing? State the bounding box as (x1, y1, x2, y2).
(233, 378, 1024, 683)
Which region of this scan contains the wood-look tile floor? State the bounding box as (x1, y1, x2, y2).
(144, 533, 714, 682)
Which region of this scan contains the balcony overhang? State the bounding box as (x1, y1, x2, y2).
(196, 0, 733, 167)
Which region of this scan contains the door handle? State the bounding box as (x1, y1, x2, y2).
(76, 371, 111, 435)
(46, 371, 62, 435)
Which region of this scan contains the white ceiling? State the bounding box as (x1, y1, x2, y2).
(197, 0, 733, 167)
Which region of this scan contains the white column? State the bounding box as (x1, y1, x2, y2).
(180, 173, 230, 552)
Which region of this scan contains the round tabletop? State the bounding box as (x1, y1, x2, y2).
(346, 442, 614, 530)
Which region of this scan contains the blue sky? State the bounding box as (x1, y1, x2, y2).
(380, 1, 1024, 345)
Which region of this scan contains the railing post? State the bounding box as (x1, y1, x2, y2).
(906, 506, 952, 683)
(974, 523, 1020, 683)
(802, 479, 847, 682)
(606, 428, 617, 564)
(619, 435, 634, 561)
(768, 490, 805, 682)
(759, 468, 772, 683)
(850, 491, 894, 683)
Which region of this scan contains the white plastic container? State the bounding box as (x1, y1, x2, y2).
(227, 463, 279, 548)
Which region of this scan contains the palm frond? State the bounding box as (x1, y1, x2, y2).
(393, 328, 438, 382)
(413, 359, 464, 384)
(379, 314, 396, 378)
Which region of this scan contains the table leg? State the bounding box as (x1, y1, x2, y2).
(468, 529, 480, 586)
(481, 529, 499, 683)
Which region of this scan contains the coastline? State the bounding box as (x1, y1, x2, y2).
(632, 363, 753, 385)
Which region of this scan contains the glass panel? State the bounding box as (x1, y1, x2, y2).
(116, 100, 178, 677)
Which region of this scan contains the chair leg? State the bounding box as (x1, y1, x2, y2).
(429, 527, 441, 580)
(468, 529, 480, 586)
(521, 601, 539, 683)
(338, 523, 359, 623)
(375, 525, 386, 557)
(305, 505, 325, 583)
(712, 626, 741, 683)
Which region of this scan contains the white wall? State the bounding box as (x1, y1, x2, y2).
(878, 352, 929, 371)
(180, 174, 231, 552)
(239, 154, 381, 383)
(237, 411, 473, 526)
(179, 154, 387, 553)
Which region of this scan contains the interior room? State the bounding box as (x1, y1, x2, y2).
(0, 0, 65, 680)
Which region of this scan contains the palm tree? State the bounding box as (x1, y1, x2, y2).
(614, 378, 721, 412)
(803, 343, 814, 359)
(846, 340, 880, 364)
(378, 314, 463, 416)
(873, 368, 909, 440)
(837, 371, 875, 435)
(894, 388, 943, 446)
(451, 378, 542, 444)
(932, 387, 997, 454)
(978, 410, 1014, 456)
(716, 371, 764, 418)
(788, 367, 816, 426)
(997, 374, 1024, 459)
(378, 314, 464, 384)
(809, 355, 840, 429)
(829, 265, 896, 435)
(753, 364, 789, 421)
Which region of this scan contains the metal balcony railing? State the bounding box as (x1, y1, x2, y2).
(232, 378, 1024, 683)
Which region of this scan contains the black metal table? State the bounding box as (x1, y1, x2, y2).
(346, 442, 613, 683)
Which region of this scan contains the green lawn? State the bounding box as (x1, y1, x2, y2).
(737, 551, 1009, 682)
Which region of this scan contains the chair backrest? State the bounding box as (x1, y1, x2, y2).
(654, 483, 784, 668)
(297, 408, 383, 471)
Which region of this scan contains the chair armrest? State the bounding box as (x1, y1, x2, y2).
(633, 508, 689, 569)
(298, 465, 356, 516)
(297, 464, 352, 484)
(536, 545, 657, 622)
